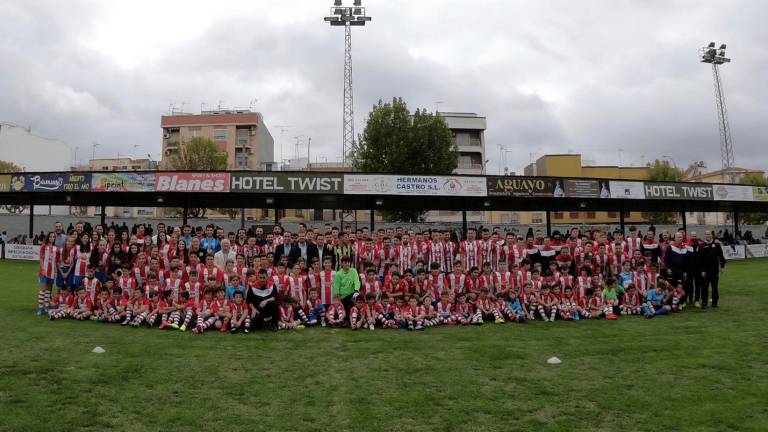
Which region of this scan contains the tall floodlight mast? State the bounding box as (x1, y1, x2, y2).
(700, 42, 735, 183)
(324, 0, 371, 166)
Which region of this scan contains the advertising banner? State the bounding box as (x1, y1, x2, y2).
(9, 173, 91, 192)
(608, 181, 646, 199)
(752, 186, 768, 202)
(345, 175, 487, 196)
(552, 179, 611, 198)
(487, 177, 553, 197)
(723, 245, 746, 260)
(0, 175, 10, 192)
(746, 244, 768, 258)
(92, 173, 156, 192)
(155, 172, 230, 192)
(713, 184, 753, 201)
(231, 173, 344, 193)
(643, 182, 714, 200)
(5, 244, 40, 261)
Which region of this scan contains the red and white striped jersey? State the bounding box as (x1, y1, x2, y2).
(166, 278, 183, 303)
(74, 295, 94, 312)
(427, 241, 445, 272)
(479, 240, 498, 269)
(447, 273, 468, 294)
(360, 279, 382, 300)
(501, 244, 523, 268)
(39, 245, 59, 279)
(427, 273, 447, 299)
(71, 245, 91, 277)
(627, 237, 642, 253)
(377, 247, 394, 275)
(280, 305, 295, 322)
(493, 271, 513, 293)
(575, 276, 591, 299)
(454, 302, 473, 316)
(460, 240, 480, 270)
(200, 266, 223, 284)
(608, 254, 629, 276)
(82, 277, 101, 303)
(415, 242, 428, 262)
(317, 270, 335, 305)
(622, 291, 642, 307)
(326, 303, 345, 321)
(443, 241, 457, 273)
(593, 254, 609, 276)
(117, 276, 137, 298)
(608, 241, 627, 256)
(396, 245, 413, 272)
(436, 301, 452, 318)
(52, 291, 74, 308)
(132, 265, 150, 288)
(185, 281, 202, 306)
(269, 274, 290, 297)
(287, 275, 307, 305)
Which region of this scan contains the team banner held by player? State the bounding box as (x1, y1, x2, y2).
(231, 173, 344, 193)
(9, 173, 91, 192)
(487, 176, 554, 197)
(345, 175, 487, 196)
(155, 172, 230, 193)
(92, 173, 156, 192)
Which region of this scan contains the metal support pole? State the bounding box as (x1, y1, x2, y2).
(733, 210, 739, 239)
(681, 211, 687, 232)
(545, 208, 552, 237)
(28, 204, 34, 238)
(182, 206, 188, 226)
(462, 210, 468, 238)
(274, 208, 279, 226)
(100, 205, 106, 227)
(619, 207, 626, 233)
(240, 208, 245, 229)
(370, 209, 375, 232)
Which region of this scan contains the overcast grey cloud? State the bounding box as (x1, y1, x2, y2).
(0, 0, 766, 174)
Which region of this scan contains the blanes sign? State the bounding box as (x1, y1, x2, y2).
(155, 172, 230, 192)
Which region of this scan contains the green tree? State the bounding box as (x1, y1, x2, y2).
(354, 98, 457, 221)
(739, 173, 768, 224)
(646, 159, 684, 224)
(167, 137, 235, 219)
(0, 160, 27, 214)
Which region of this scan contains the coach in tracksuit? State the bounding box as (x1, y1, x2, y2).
(664, 232, 689, 294)
(697, 230, 726, 309)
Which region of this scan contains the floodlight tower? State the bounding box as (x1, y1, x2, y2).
(700, 42, 735, 183)
(325, 0, 371, 166)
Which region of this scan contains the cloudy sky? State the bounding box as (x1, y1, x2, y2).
(1, 0, 766, 174)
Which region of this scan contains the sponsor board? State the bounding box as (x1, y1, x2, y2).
(155, 172, 230, 192)
(608, 181, 646, 199)
(345, 175, 487, 196)
(487, 177, 554, 197)
(552, 179, 611, 198)
(746, 244, 768, 258)
(722, 245, 746, 260)
(643, 182, 714, 200)
(92, 173, 156, 192)
(5, 244, 40, 261)
(753, 186, 768, 202)
(713, 184, 753, 201)
(231, 173, 343, 193)
(9, 173, 91, 192)
(0, 175, 10, 192)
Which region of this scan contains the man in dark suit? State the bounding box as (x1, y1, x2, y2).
(274, 231, 301, 268)
(296, 231, 318, 271)
(315, 232, 335, 270)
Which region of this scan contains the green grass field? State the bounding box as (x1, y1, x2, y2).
(1, 260, 766, 432)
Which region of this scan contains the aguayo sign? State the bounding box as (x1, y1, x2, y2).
(487, 177, 554, 197)
(345, 175, 487, 196)
(643, 183, 714, 200)
(231, 173, 343, 193)
(156, 172, 230, 192)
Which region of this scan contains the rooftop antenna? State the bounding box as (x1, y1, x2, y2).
(249, 98, 259, 111)
(201, 102, 208, 113)
(274, 125, 293, 171)
(217, 100, 225, 110)
(325, 0, 372, 166)
(293, 135, 305, 162)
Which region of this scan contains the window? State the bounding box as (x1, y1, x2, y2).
(607, 212, 618, 218)
(235, 154, 249, 168)
(188, 127, 201, 138)
(294, 209, 304, 218)
(586, 212, 596, 219)
(553, 212, 564, 220)
(213, 128, 227, 141)
(508, 213, 519, 224)
(569, 212, 579, 219)
(641, 212, 649, 219)
(532, 213, 543, 224)
(623, 211, 631, 217)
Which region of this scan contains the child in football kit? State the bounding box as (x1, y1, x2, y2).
(69, 287, 94, 320)
(49, 289, 74, 320)
(670, 280, 686, 312)
(326, 295, 346, 327)
(643, 279, 671, 318)
(404, 296, 425, 330)
(421, 294, 439, 327)
(505, 289, 528, 322)
(157, 291, 178, 330)
(278, 296, 303, 330)
(583, 288, 604, 319)
(602, 278, 620, 320)
(229, 291, 252, 333)
(305, 289, 326, 326)
(349, 295, 366, 330)
(436, 294, 455, 325)
(121, 289, 145, 326)
(538, 285, 558, 322)
(192, 290, 218, 334)
(620, 283, 642, 315)
(453, 292, 476, 325)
